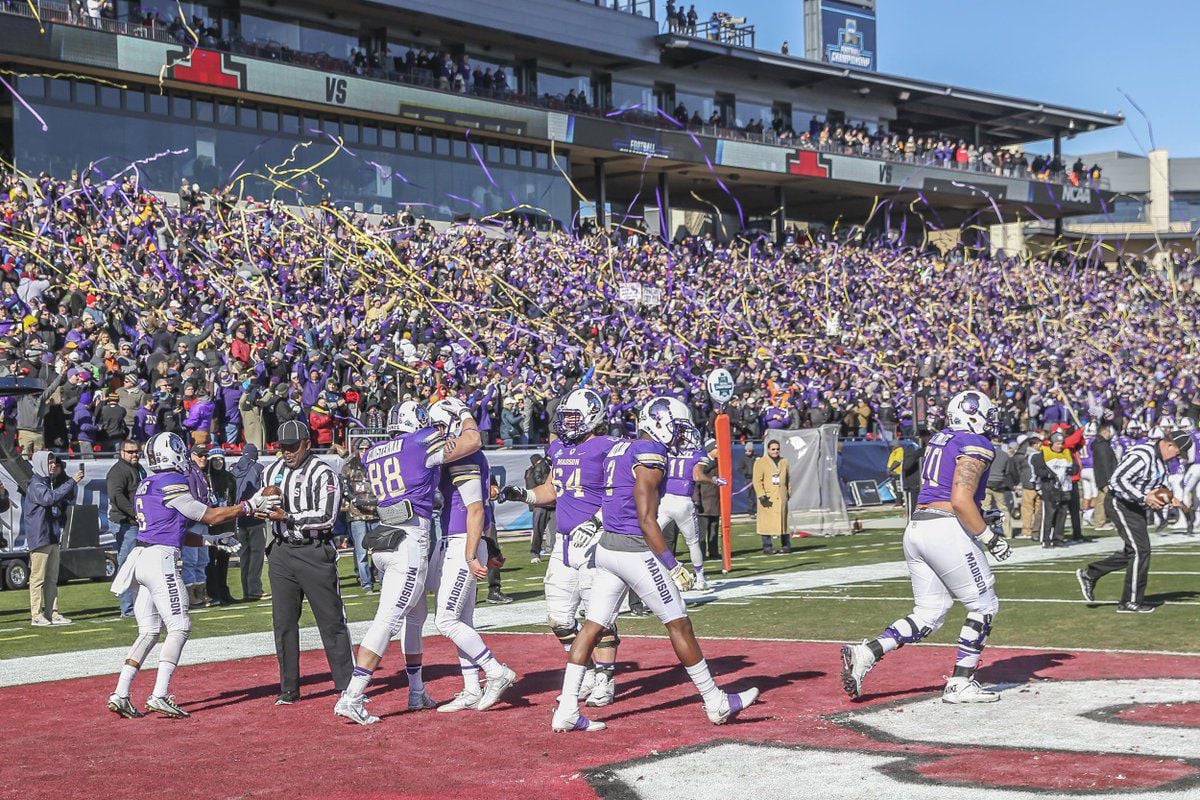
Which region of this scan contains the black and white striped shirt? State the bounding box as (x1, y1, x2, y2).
(1108, 442, 1167, 506)
(263, 454, 343, 543)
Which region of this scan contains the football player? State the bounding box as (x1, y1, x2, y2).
(500, 387, 621, 707)
(550, 396, 758, 732)
(1179, 418, 1200, 535)
(334, 401, 481, 725)
(1079, 422, 1098, 526)
(106, 433, 280, 718)
(657, 423, 726, 590)
(841, 390, 1012, 704)
(427, 398, 518, 712)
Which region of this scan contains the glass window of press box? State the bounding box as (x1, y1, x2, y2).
(10, 76, 571, 222)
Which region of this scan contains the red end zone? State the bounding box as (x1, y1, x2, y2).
(4, 635, 1200, 800)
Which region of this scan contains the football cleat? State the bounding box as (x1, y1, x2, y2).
(942, 677, 999, 704)
(707, 687, 759, 724)
(1116, 602, 1156, 614)
(407, 689, 438, 711)
(274, 691, 300, 705)
(476, 666, 518, 711)
(334, 691, 379, 725)
(692, 574, 712, 591)
(107, 693, 141, 719)
(1076, 569, 1096, 602)
(840, 641, 877, 699)
(577, 668, 596, 700)
(552, 706, 607, 732)
(437, 690, 483, 713)
(585, 673, 615, 707)
(146, 694, 189, 718)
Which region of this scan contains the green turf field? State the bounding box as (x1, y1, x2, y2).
(2, 514, 1196, 660)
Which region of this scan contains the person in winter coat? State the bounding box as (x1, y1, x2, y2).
(231, 443, 267, 599)
(133, 395, 158, 441)
(217, 371, 243, 444)
(96, 389, 129, 453)
(72, 383, 99, 458)
(183, 390, 216, 446)
(239, 382, 266, 450)
(499, 396, 523, 444)
(22, 451, 83, 625)
(204, 448, 239, 604)
(753, 439, 790, 553)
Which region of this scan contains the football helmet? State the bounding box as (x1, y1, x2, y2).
(676, 422, 702, 454)
(387, 401, 429, 435)
(638, 396, 692, 449)
(946, 391, 998, 436)
(553, 388, 606, 443)
(145, 432, 188, 474)
(429, 397, 472, 437)
(1179, 417, 1196, 433)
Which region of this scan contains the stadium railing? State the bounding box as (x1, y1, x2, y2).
(1, 2, 1106, 190)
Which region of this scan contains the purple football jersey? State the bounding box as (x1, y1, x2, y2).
(135, 472, 192, 547)
(915, 428, 994, 506)
(547, 434, 617, 534)
(664, 447, 714, 497)
(363, 426, 445, 520)
(1078, 437, 1094, 468)
(601, 437, 669, 536)
(438, 450, 492, 536)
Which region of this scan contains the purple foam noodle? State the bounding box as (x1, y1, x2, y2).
(0, 75, 48, 131)
(468, 141, 498, 188)
(445, 193, 483, 210)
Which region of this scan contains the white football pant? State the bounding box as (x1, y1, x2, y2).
(587, 543, 688, 628)
(359, 519, 430, 658)
(657, 492, 704, 570)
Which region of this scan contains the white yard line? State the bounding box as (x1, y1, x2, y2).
(1, 533, 1193, 688)
(787, 594, 1200, 606)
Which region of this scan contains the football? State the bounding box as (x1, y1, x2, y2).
(1151, 487, 1174, 505)
(261, 485, 283, 498)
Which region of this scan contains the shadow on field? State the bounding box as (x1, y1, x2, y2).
(978, 651, 1074, 685)
(1144, 590, 1200, 604)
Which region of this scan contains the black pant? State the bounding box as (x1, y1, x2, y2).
(699, 515, 720, 561)
(268, 539, 354, 694)
(205, 545, 233, 601)
(1084, 495, 1151, 605)
(531, 507, 554, 556)
(237, 524, 266, 598)
(1067, 485, 1082, 539)
(1040, 496, 1068, 544)
(904, 485, 919, 517)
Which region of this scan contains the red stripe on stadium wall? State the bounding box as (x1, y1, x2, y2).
(787, 149, 831, 178)
(168, 48, 247, 90)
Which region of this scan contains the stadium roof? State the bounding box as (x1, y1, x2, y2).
(656, 33, 1124, 145)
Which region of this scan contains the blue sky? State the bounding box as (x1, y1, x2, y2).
(728, 0, 1198, 157)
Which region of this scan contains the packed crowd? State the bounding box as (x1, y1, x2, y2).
(0, 164, 1197, 456)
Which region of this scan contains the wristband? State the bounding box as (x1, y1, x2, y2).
(656, 550, 679, 570)
(240, 500, 252, 516)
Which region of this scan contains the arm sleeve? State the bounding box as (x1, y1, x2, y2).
(165, 491, 211, 522)
(422, 430, 449, 468)
(291, 464, 342, 531)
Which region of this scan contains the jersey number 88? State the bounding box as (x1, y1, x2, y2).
(368, 456, 407, 499)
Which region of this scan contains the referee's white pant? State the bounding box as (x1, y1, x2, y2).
(359, 519, 431, 658)
(1083, 494, 1151, 605)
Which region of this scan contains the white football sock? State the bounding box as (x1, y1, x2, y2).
(461, 663, 481, 694)
(115, 664, 138, 698)
(559, 662, 586, 712)
(406, 662, 424, 694)
(151, 661, 176, 698)
(685, 659, 722, 709)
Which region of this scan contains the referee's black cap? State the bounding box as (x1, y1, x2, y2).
(1168, 430, 1192, 456)
(277, 420, 311, 446)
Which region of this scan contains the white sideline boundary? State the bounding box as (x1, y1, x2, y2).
(1, 534, 1193, 687)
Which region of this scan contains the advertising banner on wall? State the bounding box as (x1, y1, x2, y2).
(819, 0, 877, 71)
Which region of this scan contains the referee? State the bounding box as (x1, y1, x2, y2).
(264, 420, 353, 704)
(1077, 430, 1191, 614)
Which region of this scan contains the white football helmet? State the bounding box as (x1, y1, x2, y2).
(1159, 416, 1177, 432)
(1127, 420, 1144, 436)
(429, 397, 471, 437)
(553, 388, 606, 443)
(387, 401, 429, 435)
(1149, 425, 1164, 440)
(638, 396, 692, 448)
(676, 422, 702, 454)
(1179, 417, 1196, 433)
(145, 432, 188, 473)
(946, 390, 997, 436)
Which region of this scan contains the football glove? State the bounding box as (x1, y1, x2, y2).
(669, 563, 695, 592)
(976, 527, 1011, 562)
(499, 485, 533, 504)
(569, 515, 602, 551)
(712, 476, 728, 487)
(759, 495, 772, 507)
(247, 488, 282, 514)
(214, 534, 240, 555)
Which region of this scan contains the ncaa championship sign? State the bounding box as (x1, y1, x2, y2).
(706, 368, 735, 405)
